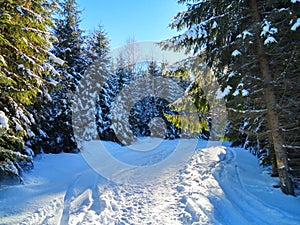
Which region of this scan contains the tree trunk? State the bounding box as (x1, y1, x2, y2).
(250, 0, 294, 195)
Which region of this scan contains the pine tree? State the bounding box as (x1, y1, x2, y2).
(96, 68, 132, 143)
(164, 0, 299, 195)
(0, 0, 59, 183)
(53, 0, 86, 83)
(128, 62, 181, 139)
(162, 57, 220, 139)
(35, 0, 86, 153)
(72, 25, 113, 143)
(85, 25, 110, 65)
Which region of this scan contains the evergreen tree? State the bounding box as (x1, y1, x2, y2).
(85, 25, 110, 65)
(73, 25, 114, 143)
(35, 0, 86, 153)
(96, 68, 132, 143)
(162, 57, 220, 140)
(164, 0, 300, 195)
(128, 62, 181, 139)
(53, 0, 86, 83)
(0, 0, 59, 182)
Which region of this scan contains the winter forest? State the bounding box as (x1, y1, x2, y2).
(0, 0, 300, 224)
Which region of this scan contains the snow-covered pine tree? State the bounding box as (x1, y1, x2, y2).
(53, 0, 86, 83)
(96, 68, 132, 143)
(35, 0, 86, 153)
(72, 25, 113, 143)
(85, 25, 110, 65)
(164, 0, 299, 195)
(129, 61, 181, 139)
(0, 0, 59, 183)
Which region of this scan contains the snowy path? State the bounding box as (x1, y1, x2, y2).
(0, 140, 299, 225)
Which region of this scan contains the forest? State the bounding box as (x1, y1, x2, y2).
(0, 0, 299, 199)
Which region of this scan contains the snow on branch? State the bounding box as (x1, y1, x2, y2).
(0, 111, 9, 130)
(283, 145, 300, 149)
(291, 18, 300, 31)
(17, 6, 43, 22)
(264, 36, 277, 45)
(236, 30, 253, 39)
(48, 52, 64, 65)
(232, 50, 242, 57)
(228, 108, 267, 114)
(260, 19, 278, 45)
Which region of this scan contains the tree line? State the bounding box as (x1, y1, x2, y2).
(0, 0, 113, 184)
(0, 0, 182, 185)
(0, 0, 299, 196)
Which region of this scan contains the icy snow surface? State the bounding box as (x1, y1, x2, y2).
(0, 139, 299, 225)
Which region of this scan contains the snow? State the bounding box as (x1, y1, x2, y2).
(18, 64, 25, 70)
(49, 53, 64, 66)
(0, 139, 299, 225)
(16, 6, 24, 16)
(18, 6, 43, 22)
(0, 111, 9, 130)
(242, 89, 249, 96)
(236, 30, 253, 39)
(264, 36, 277, 45)
(283, 144, 300, 149)
(232, 49, 242, 57)
(261, 20, 278, 37)
(291, 18, 300, 31)
(24, 146, 34, 158)
(26, 129, 35, 138)
(15, 122, 23, 131)
(260, 20, 278, 45)
(212, 21, 218, 29)
(0, 55, 7, 66)
(216, 86, 231, 99)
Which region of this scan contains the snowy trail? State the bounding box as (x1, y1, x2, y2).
(57, 146, 227, 225)
(0, 140, 299, 225)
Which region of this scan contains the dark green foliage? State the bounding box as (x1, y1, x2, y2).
(96, 68, 132, 143)
(32, 0, 86, 153)
(129, 96, 181, 139)
(0, 0, 58, 182)
(86, 25, 111, 65)
(165, 0, 300, 194)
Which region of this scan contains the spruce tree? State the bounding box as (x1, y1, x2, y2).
(0, 0, 59, 182)
(96, 68, 132, 143)
(73, 25, 114, 143)
(164, 0, 299, 195)
(36, 0, 86, 153)
(85, 25, 110, 65)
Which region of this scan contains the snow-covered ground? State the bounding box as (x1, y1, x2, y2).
(0, 139, 299, 225)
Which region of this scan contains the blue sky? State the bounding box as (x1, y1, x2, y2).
(76, 0, 186, 49)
